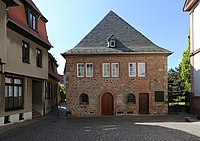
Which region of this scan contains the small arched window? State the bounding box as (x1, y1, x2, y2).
(79, 93, 89, 105)
(127, 93, 136, 104)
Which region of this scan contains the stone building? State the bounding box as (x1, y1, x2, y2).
(0, 0, 56, 126)
(62, 11, 172, 116)
(184, 0, 200, 114)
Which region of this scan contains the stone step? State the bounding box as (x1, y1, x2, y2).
(32, 110, 42, 119)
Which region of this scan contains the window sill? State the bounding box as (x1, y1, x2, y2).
(5, 107, 24, 111)
(37, 65, 43, 68)
(22, 61, 30, 64)
(29, 26, 38, 32)
(126, 102, 136, 104)
(79, 102, 89, 105)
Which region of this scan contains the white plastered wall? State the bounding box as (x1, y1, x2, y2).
(192, 2, 200, 96)
(0, 112, 32, 126)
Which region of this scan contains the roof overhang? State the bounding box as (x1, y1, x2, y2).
(19, 0, 48, 23)
(48, 53, 59, 67)
(7, 19, 52, 50)
(62, 52, 173, 58)
(48, 72, 60, 81)
(2, 0, 20, 7)
(183, 0, 199, 11)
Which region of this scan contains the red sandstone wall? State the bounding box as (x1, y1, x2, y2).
(65, 54, 168, 116)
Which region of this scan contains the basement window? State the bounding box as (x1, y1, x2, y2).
(4, 116, 10, 124)
(19, 113, 24, 121)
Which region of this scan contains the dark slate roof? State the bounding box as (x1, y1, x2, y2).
(63, 11, 172, 56)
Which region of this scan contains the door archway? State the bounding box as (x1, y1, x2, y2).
(101, 93, 113, 115)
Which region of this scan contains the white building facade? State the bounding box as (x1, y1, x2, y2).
(184, 0, 200, 114)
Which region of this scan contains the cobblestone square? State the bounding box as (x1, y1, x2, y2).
(0, 113, 200, 141)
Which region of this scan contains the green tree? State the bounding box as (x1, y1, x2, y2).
(168, 64, 184, 93)
(60, 84, 66, 102)
(180, 36, 191, 92)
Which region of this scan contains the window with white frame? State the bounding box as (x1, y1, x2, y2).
(22, 41, 30, 63)
(103, 63, 110, 77)
(36, 48, 42, 67)
(138, 62, 146, 77)
(86, 63, 93, 77)
(28, 11, 37, 31)
(129, 63, 136, 77)
(112, 63, 119, 77)
(77, 63, 84, 77)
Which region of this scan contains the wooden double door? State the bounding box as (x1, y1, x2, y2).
(102, 93, 113, 115)
(139, 93, 149, 114)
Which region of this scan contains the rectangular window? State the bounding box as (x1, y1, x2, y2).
(77, 63, 84, 77)
(138, 62, 146, 77)
(112, 63, 119, 77)
(22, 41, 30, 63)
(36, 49, 42, 67)
(129, 63, 136, 77)
(103, 63, 110, 77)
(45, 81, 51, 99)
(29, 12, 37, 31)
(5, 77, 23, 111)
(86, 63, 93, 77)
(54, 84, 57, 98)
(155, 91, 164, 102)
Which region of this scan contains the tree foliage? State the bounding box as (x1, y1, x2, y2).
(180, 36, 191, 92)
(168, 36, 191, 94)
(60, 84, 66, 102)
(168, 65, 184, 93)
(168, 35, 191, 108)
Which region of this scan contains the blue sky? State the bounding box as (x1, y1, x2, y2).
(34, 0, 189, 74)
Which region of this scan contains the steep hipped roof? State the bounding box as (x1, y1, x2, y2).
(63, 11, 172, 56)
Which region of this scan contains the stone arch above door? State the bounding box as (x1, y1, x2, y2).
(99, 91, 116, 115)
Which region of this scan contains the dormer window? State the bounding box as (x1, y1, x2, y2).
(107, 35, 116, 48)
(110, 40, 115, 47)
(28, 11, 37, 31)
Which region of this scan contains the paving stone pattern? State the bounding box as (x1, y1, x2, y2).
(0, 113, 200, 141)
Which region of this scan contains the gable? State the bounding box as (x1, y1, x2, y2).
(63, 11, 172, 56)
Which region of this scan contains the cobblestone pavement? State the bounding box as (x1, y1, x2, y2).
(1, 112, 200, 141)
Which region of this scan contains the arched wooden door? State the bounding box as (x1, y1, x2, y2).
(102, 93, 113, 115)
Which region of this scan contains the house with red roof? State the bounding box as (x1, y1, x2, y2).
(0, 0, 59, 126)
